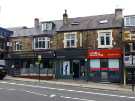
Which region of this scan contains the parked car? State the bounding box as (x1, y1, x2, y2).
(0, 66, 7, 80)
(0, 60, 7, 80)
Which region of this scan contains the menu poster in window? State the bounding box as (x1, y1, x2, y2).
(63, 61, 70, 75)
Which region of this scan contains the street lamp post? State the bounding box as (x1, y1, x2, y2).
(131, 54, 135, 92)
(85, 58, 89, 82)
(38, 55, 42, 82)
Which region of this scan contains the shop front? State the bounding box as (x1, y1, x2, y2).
(124, 55, 135, 84)
(8, 50, 56, 78)
(87, 49, 123, 83)
(54, 48, 87, 80)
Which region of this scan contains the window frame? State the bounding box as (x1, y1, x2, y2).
(97, 30, 113, 48)
(33, 37, 50, 49)
(15, 41, 22, 51)
(64, 32, 77, 48)
(41, 22, 53, 31)
(124, 16, 135, 26)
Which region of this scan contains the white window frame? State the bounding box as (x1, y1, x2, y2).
(33, 37, 50, 49)
(63, 32, 77, 48)
(124, 16, 135, 26)
(97, 30, 113, 48)
(108, 59, 119, 68)
(15, 41, 22, 51)
(41, 23, 52, 31)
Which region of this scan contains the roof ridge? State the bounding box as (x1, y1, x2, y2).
(68, 14, 114, 20)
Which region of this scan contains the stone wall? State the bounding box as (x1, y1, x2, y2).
(9, 36, 33, 52)
(52, 28, 123, 49)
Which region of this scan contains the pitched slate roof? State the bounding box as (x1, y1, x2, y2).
(0, 27, 13, 37)
(33, 20, 63, 36)
(41, 20, 63, 32)
(8, 27, 36, 37)
(8, 20, 63, 37)
(58, 14, 123, 32)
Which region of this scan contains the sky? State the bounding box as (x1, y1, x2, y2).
(0, 0, 134, 28)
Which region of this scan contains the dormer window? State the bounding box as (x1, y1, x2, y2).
(41, 22, 53, 31)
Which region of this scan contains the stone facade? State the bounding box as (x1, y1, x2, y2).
(52, 28, 123, 49)
(7, 9, 125, 82)
(9, 36, 33, 52)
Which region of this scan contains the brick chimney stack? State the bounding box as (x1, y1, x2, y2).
(115, 8, 123, 19)
(34, 18, 39, 30)
(63, 9, 68, 25)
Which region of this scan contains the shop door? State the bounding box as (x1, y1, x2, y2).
(101, 72, 108, 81)
(100, 59, 108, 81)
(73, 60, 80, 79)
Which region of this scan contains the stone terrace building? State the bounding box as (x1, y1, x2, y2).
(8, 27, 35, 75)
(122, 15, 135, 84)
(53, 9, 123, 83)
(0, 27, 12, 73)
(8, 9, 124, 83)
(8, 19, 63, 78)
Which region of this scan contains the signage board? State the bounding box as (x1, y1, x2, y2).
(87, 49, 122, 59)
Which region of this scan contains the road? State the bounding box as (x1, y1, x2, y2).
(0, 79, 134, 101)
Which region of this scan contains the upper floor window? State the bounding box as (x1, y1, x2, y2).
(33, 37, 50, 49)
(41, 22, 53, 31)
(124, 16, 135, 26)
(15, 41, 22, 51)
(97, 30, 113, 48)
(64, 32, 77, 48)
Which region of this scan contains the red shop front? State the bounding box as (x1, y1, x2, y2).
(87, 49, 123, 83)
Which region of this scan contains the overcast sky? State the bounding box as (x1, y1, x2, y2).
(0, 0, 134, 28)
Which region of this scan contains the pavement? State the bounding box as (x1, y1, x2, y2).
(5, 76, 133, 92)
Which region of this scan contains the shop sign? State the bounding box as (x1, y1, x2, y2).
(90, 68, 119, 72)
(87, 49, 122, 59)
